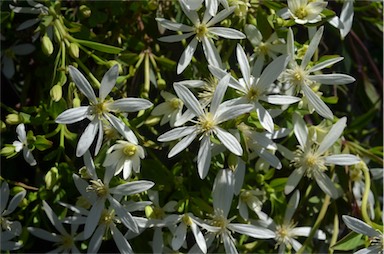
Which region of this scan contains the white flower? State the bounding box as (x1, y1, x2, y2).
(328, 0, 354, 39)
(237, 188, 267, 221)
(210, 44, 298, 133)
(28, 201, 85, 253)
(0, 181, 26, 251)
(256, 191, 326, 253)
(284, 0, 328, 24)
(73, 151, 154, 239)
(285, 115, 361, 199)
(151, 91, 183, 127)
(180, 0, 229, 16)
(342, 215, 383, 254)
(158, 74, 253, 179)
(12, 123, 36, 166)
(200, 169, 275, 254)
(156, 2, 245, 74)
(103, 140, 145, 180)
(280, 27, 355, 119)
(55, 65, 153, 157)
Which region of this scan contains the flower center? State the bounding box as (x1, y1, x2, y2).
(198, 112, 216, 133)
(100, 209, 116, 225)
(295, 7, 308, 19)
(195, 23, 208, 40)
(212, 214, 229, 234)
(182, 214, 193, 226)
(60, 234, 74, 249)
(1, 217, 12, 231)
(86, 179, 109, 197)
(293, 147, 326, 179)
(170, 98, 183, 110)
(275, 223, 296, 246)
(91, 101, 109, 117)
(247, 87, 260, 101)
(123, 143, 137, 157)
(257, 42, 269, 55)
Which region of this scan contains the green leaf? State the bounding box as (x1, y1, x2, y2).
(73, 38, 123, 54)
(35, 136, 53, 151)
(269, 178, 287, 192)
(363, 76, 381, 107)
(330, 232, 363, 251)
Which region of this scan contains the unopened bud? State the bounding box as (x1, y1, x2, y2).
(79, 5, 91, 18)
(157, 78, 166, 90)
(50, 84, 62, 102)
(148, 0, 158, 10)
(1, 121, 6, 132)
(6, 114, 22, 125)
(45, 167, 59, 190)
(1, 146, 15, 156)
(69, 43, 79, 58)
(41, 35, 54, 56)
(106, 60, 123, 74)
(73, 97, 81, 108)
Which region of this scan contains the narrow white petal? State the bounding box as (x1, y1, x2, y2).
(223, 233, 238, 254)
(191, 222, 207, 253)
(16, 124, 26, 142)
(158, 32, 195, 43)
(234, 159, 245, 195)
(172, 223, 187, 250)
(258, 54, 289, 91)
(87, 225, 105, 253)
(339, 1, 354, 38)
(216, 104, 253, 123)
(94, 121, 104, 156)
(210, 74, 230, 115)
(109, 197, 138, 233)
(244, 24, 263, 47)
(174, 83, 204, 116)
(180, 0, 203, 10)
(251, 54, 265, 79)
(342, 215, 380, 237)
(76, 119, 99, 157)
(291, 238, 303, 251)
(55, 107, 90, 124)
(208, 65, 243, 91)
(111, 224, 134, 254)
(28, 227, 61, 242)
(308, 57, 344, 72)
(318, 117, 347, 154)
(84, 199, 104, 239)
(83, 150, 98, 180)
(301, 84, 333, 119)
(255, 102, 274, 133)
(72, 174, 96, 203)
(206, 6, 235, 27)
(109, 98, 153, 112)
(42, 201, 67, 236)
(229, 223, 276, 239)
(213, 169, 234, 216)
(155, 18, 194, 32)
(257, 148, 282, 169)
(284, 167, 305, 195)
(324, 154, 360, 165)
(284, 190, 300, 224)
(236, 44, 251, 87)
(177, 38, 198, 74)
(168, 132, 197, 158)
(293, 113, 308, 149)
(99, 65, 118, 101)
(207, 0, 218, 16)
(158, 126, 196, 142)
(301, 27, 324, 68)
(262, 95, 301, 105)
(110, 180, 154, 195)
(4, 189, 26, 215)
(215, 128, 243, 156)
(202, 36, 222, 68)
(179, 2, 199, 24)
(68, 66, 97, 104)
(23, 147, 37, 166)
(309, 74, 355, 85)
(287, 28, 295, 60)
(198, 136, 212, 179)
(1, 182, 10, 213)
(209, 27, 245, 39)
(314, 170, 339, 199)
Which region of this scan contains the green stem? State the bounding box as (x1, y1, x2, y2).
(361, 164, 382, 230)
(74, 58, 101, 88)
(329, 209, 339, 254)
(44, 125, 61, 138)
(297, 194, 331, 254)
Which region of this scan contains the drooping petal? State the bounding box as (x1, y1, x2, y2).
(197, 136, 212, 179)
(87, 225, 105, 253)
(324, 154, 360, 165)
(314, 170, 340, 199)
(109, 197, 138, 233)
(23, 147, 37, 166)
(110, 223, 134, 254)
(209, 27, 245, 39)
(16, 124, 26, 142)
(215, 127, 243, 156)
(201, 36, 222, 68)
(317, 117, 347, 154)
(191, 222, 207, 253)
(255, 102, 274, 133)
(76, 119, 99, 157)
(42, 201, 67, 236)
(94, 120, 104, 156)
(177, 38, 198, 74)
(210, 74, 230, 115)
(99, 65, 118, 101)
(174, 83, 204, 116)
(171, 222, 187, 250)
(155, 18, 194, 32)
(284, 190, 300, 224)
(339, 1, 354, 39)
(68, 66, 97, 104)
(84, 199, 104, 239)
(1, 182, 10, 214)
(236, 44, 251, 87)
(55, 107, 90, 124)
(223, 233, 238, 254)
(168, 132, 197, 158)
(213, 169, 234, 217)
(3, 189, 25, 216)
(293, 113, 308, 149)
(301, 83, 333, 119)
(284, 167, 305, 195)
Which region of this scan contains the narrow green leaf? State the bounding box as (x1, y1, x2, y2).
(330, 232, 363, 251)
(73, 38, 123, 54)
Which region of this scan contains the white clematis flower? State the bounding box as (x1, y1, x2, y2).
(55, 65, 153, 157)
(285, 115, 361, 199)
(103, 140, 145, 180)
(151, 91, 183, 127)
(12, 123, 36, 166)
(158, 74, 253, 179)
(280, 27, 355, 119)
(281, 0, 328, 25)
(156, 1, 245, 74)
(180, 0, 229, 16)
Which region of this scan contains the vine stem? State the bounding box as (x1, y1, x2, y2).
(296, 194, 331, 254)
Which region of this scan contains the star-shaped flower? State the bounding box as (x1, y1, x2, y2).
(12, 123, 36, 166)
(56, 65, 152, 157)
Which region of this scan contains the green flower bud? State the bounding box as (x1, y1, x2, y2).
(157, 78, 166, 90)
(45, 167, 59, 190)
(106, 60, 123, 74)
(147, 0, 158, 10)
(41, 35, 54, 56)
(73, 97, 81, 108)
(5, 114, 22, 125)
(145, 205, 154, 218)
(50, 84, 62, 102)
(79, 5, 91, 18)
(228, 154, 238, 172)
(256, 174, 265, 184)
(1, 146, 15, 156)
(69, 43, 79, 58)
(1, 121, 5, 132)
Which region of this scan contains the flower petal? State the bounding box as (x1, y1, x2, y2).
(68, 66, 97, 104)
(23, 147, 37, 166)
(109, 98, 153, 112)
(309, 74, 355, 85)
(284, 190, 300, 224)
(285, 167, 305, 195)
(198, 136, 212, 179)
(213, 169, 234, 216)
(301, 83, 333, 119)
(314, 170, 340, 199)
(293, 113, 308, 149)
(4, 189, 26, 216)
(158, 32, 195, 43)
(111, 180, 154, 196)
(99, 65, 118, 101)
(174, 83, 204, 116)
(229, 223, 276, 239)
(155, 18, 194, 32)
(255, 101, 274, 133)
(301, 27, 324, 68)
(324, 154, 360, 165)
(42, 201, 67, 236)
(55, 106, 90, 124)
(215, 127, 242, 156)
(191, 222, 207, 253)
(308, 57, 344, 72)
(28, 227, 61, 242)
(172, 223, 187, 250)
(109, 197, 138, 233)
(84, 199, 105, 239)
(209, 27, 245, 39)
(317, 117, 347, 154)
(210, 73, 230, 115)
(236, 44, 250, 87)
(342, 215, 380, 237)
(111, 223, 134, 253)
(168, 132, 197, 158)
(257, 54, 289, 92)
(177, 38, 198, 74)
(158, 126, 197, 142)
(202, 36, 223, 68)
(262, 95, 301, 105)
(76, 119, 99, 157)
(106, 114, 138, 144)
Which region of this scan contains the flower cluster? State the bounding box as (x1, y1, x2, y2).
(1, 0, 382, 253)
